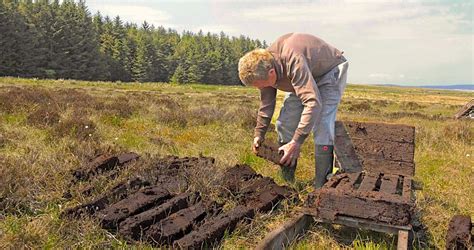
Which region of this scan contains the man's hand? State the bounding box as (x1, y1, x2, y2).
(279, 140, 301, 167)
(252, 137, 264, 154)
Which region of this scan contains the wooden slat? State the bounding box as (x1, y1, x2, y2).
(256, 214, 314, 250)
(256, 213, 411, 250)
(358, 175, 378, 192)
(397, 230, 409, 250)
(380, 175, 399, 194)
(454, 99, 474, 119)
(313, 215, 411, 234)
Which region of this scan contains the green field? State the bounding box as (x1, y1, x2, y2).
(0, 77, 472, 249)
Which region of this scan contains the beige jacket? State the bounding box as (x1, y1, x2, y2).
(255, 33, 346, 144)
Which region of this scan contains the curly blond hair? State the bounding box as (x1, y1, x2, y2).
(238, 48, 274, 85)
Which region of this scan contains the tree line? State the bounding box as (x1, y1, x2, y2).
(0, 0, 266, 84)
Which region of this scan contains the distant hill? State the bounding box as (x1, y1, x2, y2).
(377, 84, 473, 91)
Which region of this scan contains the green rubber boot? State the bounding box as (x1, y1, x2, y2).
(314, 145, 334, 189)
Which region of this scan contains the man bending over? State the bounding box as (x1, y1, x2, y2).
(238, 33, 348, 188)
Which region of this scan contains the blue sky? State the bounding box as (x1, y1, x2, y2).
(87, 0, 473, 86)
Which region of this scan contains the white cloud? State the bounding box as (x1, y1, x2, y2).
(236, 1, 472, 84)
(87, 3, 174, 28)
(239, 2, 470, 38)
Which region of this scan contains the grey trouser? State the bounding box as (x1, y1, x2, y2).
(276, 61, 349, 145)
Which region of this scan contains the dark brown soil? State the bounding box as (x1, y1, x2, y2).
(351, 138, 414, 162)
(246, 183, 291, 212)
(72, 152, 139, 182)
(342, 121, 415, 143)
(62, 155, 292, 248)
(118, 192, 197, 240)
(173, 205, 255, 249)
(145, 202, 208, 244)
(61, 177, 150, 218)
(446, 215, 472, 250)
(256, 142, 283, 166)
(117, 152, 140, 165)
(72, 154, 119, 182)
(151, 155, 215, 177)
(154, 155, 215, 170)
(335, 121, 415, 176)
(221, 164, 259, 193)
(97, 186, 172, 229)
(306, 172, 414, 226)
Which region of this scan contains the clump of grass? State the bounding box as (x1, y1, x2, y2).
(102, 96, 137, 118)
(53, 117, 97, 140)
(348, 102, 372, 112)
(226, 106, 257, 130)
(152, 96, 189, 127)
(53, 88, 96, 111)
(403, 101, 424, 110)
(371, 99, 390, 107)
(0, 157, 32, 214)
(153, 96, 182, 110)
(0, 132, 8, 148)
(442, 121, 473, 143)
(100, 115, 124, 127)
(189, 106, 224, 125)
(149, 136, 175, 147)
(26, 106, 61, 127)
(156, 107, 188, 127)
(386, 111, 431, 120)
(0, 87, 54, 113)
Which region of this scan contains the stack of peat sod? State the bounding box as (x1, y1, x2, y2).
(307, 121, 416, 227)
(61, 154, 292, 248)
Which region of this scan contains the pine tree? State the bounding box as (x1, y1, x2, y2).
(0, 1, 37, 77)
(170, 64, 186, 84)
(132, 29, 153, 82)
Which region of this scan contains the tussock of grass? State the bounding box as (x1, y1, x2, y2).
(0, 77, 472, 249)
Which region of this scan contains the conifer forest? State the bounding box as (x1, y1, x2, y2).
(0, 0, 266, 84)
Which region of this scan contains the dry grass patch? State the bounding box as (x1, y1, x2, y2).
(53, 117, 97, 140)
(26, 105, 61, 127)
(442, 121, 473, 143)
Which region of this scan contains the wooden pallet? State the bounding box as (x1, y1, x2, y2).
(256, 213, 412, 250)
(454, 99, 474, 119)
(309, 172, 414, 227)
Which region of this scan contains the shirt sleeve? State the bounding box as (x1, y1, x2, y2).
(254, 86, 277, 139)
(286, 54, 321, 144)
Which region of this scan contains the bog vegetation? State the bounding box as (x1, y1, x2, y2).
(0, 0, 264, 84)
(0, 77, 472, 249)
